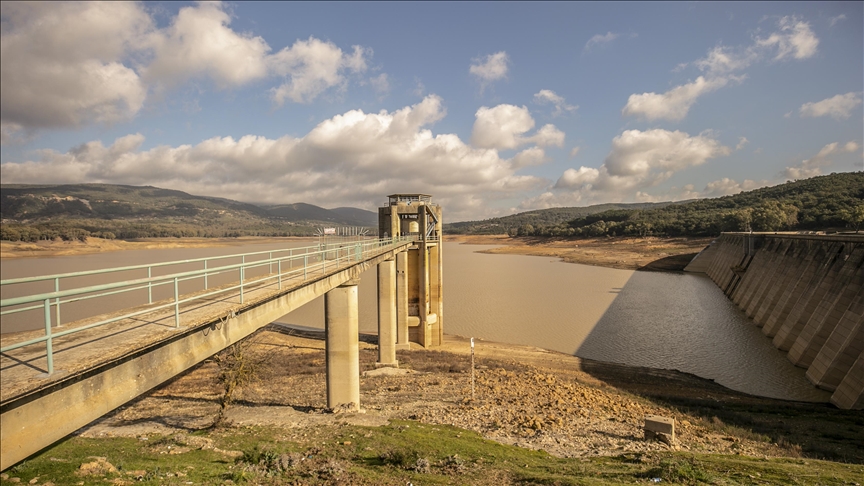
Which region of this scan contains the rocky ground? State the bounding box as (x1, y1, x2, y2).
(80, 326, 853, 463)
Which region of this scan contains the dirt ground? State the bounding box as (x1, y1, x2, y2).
(447, 235, 715, 271)
(80, 326, 864, 464)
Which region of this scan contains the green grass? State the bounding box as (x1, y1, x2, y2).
(3, 421, 863, 485)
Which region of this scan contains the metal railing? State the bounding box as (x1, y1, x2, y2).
(1, 237, 410, 375)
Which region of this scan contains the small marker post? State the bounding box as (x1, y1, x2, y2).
(470, 337, 475, 400)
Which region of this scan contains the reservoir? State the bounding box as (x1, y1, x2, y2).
(0, 240, 830, 402)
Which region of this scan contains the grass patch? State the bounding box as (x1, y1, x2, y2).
(3, 420, 863, 485)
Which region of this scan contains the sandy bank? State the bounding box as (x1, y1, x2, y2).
(448, 234, 714, 271)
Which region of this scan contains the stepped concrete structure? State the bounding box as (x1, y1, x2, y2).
(378, 194, 444, 348)
(685, 233, 864, 410)
(1, 194, 444, 470)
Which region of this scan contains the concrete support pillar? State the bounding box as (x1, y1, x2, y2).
(325, 280, 360, 410)
(418, 242, 431, 347)
(395, 251, 409, 350)
(429, 244, 441, 346)
(377, 259, 398, 366)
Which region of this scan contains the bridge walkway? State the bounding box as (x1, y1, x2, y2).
(1, 238, 410, 469)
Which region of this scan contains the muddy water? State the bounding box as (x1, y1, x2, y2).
(1, 240, 829, 402)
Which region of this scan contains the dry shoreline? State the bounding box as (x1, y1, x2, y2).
(1, 235, 713, 272)
(449, 234, 714, 271)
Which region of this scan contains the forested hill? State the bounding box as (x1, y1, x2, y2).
(0, 184, 376, 241)
(445, 202, 678, 235)
(500, 172, 864, 238)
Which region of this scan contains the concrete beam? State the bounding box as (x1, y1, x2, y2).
(325, 281, 360, 410)
(1, 244, 408, 471)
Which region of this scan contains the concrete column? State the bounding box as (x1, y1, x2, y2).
(325, 280, 360, 410)
(395, 251, 409, 349)
(418, 242, 431, 347)
(377, 259, 398, 366)
(429, 243, 441, 346)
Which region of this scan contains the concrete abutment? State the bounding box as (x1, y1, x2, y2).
(686, 233, 864, 410)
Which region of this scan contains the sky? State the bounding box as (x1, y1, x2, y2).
(1, 2, 862, 222)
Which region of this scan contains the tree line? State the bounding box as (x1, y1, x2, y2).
(508, 172, 864, 237)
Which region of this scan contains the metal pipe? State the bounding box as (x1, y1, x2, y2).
(204, 260, 208, 290)
(148, 267, 152, 303)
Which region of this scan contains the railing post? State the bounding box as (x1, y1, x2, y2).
(240, 266, 245, 304)
(174, 277, 180, 328)
(269, 251, 273, 274)
(204, 260, 208, 290)
(148, 267, 153, 304)
(54, 277, 61, 328)
(289, 249, 293, 269)
(44, 298, 54, 375)
(304, 255, 308, 280)
(278, 259, 282, 290)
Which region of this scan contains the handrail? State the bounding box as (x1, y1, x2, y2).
(1, 237, 411, 375)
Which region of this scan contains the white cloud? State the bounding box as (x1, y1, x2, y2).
(142, 2, 271, 89)
(799, 92, 862, 120)
(526, 129, 730, 209)
(269, 39, 370, 105)
(584, 32, 618, 51)
(783, 141, 860, 180)
(469, 51, 509, 91)
(510, 147, 547, 170)
(622, 76, 730, 121)
(554, 167, 600, 189)
(0, 95, 547, 221)
(569, 146, 581, 158)
(0, 2, 151, 131)
(368, 73, 390, 96)
(533, 89, 578, 116)
(413, 78, 426, 97)
(0, 2, 377, 138)
(756, 16, 819, 61)
(624, 16, 820, 123)
(829, 14, 846, 27)
(471, 104, 564, 150)
(736, 137, 749, 150)
(693, 45, 759, 75)
(700, 178, 767, 198)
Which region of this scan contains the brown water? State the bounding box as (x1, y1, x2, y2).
(0, 241, 830, 402)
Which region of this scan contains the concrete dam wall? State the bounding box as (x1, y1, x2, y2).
(686, 233, 864, 410)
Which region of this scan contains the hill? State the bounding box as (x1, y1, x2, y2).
(0, 184, 378, 241)
(445, 202, 678, 235)
(517, 172, 864, 237)
(261, 203, 377, 227)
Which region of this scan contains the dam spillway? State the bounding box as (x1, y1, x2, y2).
(687, 233, 864, 410)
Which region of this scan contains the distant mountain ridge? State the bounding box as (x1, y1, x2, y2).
(0, 183, 377, 240)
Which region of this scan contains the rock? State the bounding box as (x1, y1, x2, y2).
(76, 457, 118, 476)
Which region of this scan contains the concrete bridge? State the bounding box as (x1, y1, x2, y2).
(686, 233, 864, 410)
(0, 194, 444, 470)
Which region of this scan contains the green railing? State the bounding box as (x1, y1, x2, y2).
(1, 237, 410, 375)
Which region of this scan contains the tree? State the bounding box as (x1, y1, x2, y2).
(842, 204, 864, 233)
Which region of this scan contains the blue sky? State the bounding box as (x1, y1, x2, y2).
(1, 1, 861, 221)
